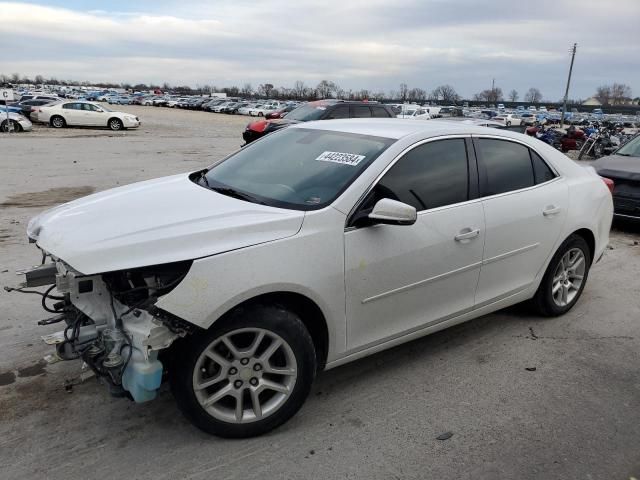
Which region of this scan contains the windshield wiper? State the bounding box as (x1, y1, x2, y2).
(211, 186, 267, 205)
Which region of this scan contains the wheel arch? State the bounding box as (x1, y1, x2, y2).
(219, 291, 329, 372)
(571, 227, 595, 263)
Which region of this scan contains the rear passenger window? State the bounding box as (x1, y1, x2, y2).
(371, 139, 469, 211)
(326, 105, 349, 119)
(372, 107, 391, 118)
(531, 151, 556, 184)
(478, 139, 534, 195)
(351, 106, 372, 118)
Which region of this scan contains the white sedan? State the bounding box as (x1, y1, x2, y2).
(19, 119, 612, 438)
(33, 101, 140, 130)
(249, 104, 278, 116)
(493, 113, 522, 126)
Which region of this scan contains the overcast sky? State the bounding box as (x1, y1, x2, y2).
(1, 0, 638, 100)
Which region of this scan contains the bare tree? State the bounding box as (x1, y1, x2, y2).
(508, 89, 518, 102)
(524, 87, 543, 103)
(475, 87, 503, 103)
(293, 80, 307, 99)
(316, 80, 335, 99)
(258, 83, 274, 98)
(240, 83, 253, 96)
(399, 83, 409, 102)
(431, 84, 459, 103)
(611, 83, 632, 105)
(594, 85, 611, 105)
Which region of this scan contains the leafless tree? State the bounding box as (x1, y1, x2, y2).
(399, 83, 409, 102)
(611, 83, 632, 105)
(431, 84, 459, 103)
(293, 80, 307, 99)
(475, 87, 503, 103)
(316, 80, 338, 99)
(240, 83, 253, 96)
(524, 87, 542, 103)
(258, 83, 274, 98)
(508, 89, 518, 102)
(594, 85, 611, 105)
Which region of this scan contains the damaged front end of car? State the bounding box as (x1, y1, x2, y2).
(7, 255, 196, 402)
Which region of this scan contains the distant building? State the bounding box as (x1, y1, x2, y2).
(582, 97, 602, 106)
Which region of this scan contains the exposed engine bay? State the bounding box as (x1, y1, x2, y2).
(7, 254, 195, 402)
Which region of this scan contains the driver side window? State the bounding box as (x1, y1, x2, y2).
(352, 138, 470, 227)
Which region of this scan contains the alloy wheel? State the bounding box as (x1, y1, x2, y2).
(551, 248, 586, 307)
(192, 328, 298, 424)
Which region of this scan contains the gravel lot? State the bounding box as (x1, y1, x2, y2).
(1, 106, 640, 480)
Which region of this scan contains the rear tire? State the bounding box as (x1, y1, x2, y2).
(532, 234, 591, 317)
(50, 116, 66, 128)
(170, 304, 316, 438)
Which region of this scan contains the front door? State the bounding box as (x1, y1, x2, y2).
(344, 137, 485, 350)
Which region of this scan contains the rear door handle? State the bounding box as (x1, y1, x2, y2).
(543, 206, 561, 216)
(455, 228, 481, 241)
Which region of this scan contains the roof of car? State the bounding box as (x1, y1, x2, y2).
(293, 118, 523, 140)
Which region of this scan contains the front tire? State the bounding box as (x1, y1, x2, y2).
(170, 304, 316, 438)
(532, 234, 591, 316)
(108, 118, 123, 131)
(1, 120, 21, 132)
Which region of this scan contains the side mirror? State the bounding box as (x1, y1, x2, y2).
(368, 198, 417, 226)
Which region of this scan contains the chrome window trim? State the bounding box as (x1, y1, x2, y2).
(344, 134, 471, 228)
(345, 133, 564, 231)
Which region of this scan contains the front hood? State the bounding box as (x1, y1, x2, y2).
(593, 154, 640, 180)
(28, 173, 305, 274)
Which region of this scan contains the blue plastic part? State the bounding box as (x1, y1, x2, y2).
(122, 355, 163, 403)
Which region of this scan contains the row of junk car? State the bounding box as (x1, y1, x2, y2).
(3, 89, 639, 158)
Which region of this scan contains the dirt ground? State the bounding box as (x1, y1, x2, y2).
(1, 106, 640, 480)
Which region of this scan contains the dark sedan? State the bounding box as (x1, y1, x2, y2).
(593, 134, 640, 220)
(14, 99, 55, 120)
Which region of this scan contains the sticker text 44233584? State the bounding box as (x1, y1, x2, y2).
(315, 151, 366, 166)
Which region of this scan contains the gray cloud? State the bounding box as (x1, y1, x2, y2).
(1, 0, 638, 100)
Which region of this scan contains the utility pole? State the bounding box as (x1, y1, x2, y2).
(561, 43, 577, 128)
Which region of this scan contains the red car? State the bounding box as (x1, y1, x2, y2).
(265, 105, 296, 119)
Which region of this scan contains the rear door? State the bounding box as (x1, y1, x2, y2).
(345, 137, 485, 350)
(472, 137, 568, 305)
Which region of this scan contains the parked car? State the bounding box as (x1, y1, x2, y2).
(249, 104, 279, 117)
(34, 101, 140, 130)
(209, 101, 231, 113)
(493, 114, 522, 126)
(519, 113, 537, 125)
(237, 103, 258, 115)
(265, 104, 296, 119)
(14, 99, 55, 120)
(19, 119, 613, 438)
(243, 100, 396, 143)
(1, 111, 33, 132)
(592, 134, 640, 220)
(109, 96, 133, 105)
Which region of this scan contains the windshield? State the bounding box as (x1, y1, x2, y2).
(284, 104, 329, 122)
(203, 127, 394, 210)
(616, 135, 640, 157)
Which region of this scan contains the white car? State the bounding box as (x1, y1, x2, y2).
(34, 101, 140, 130)
(18, 119, 612, 438)
(250, 103, 280, 116)
(396, 107, 428, 119)
(493, 113, 522, 126)
(1, 111, 33, 132)
(212, 101, 233, 113)
(237, 103, 257, 115)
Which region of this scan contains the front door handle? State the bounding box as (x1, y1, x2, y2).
(543, 206, 561, 217)
(455, 228, 481, 242)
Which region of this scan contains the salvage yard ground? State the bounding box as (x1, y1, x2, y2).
(1, 106, 640, 479)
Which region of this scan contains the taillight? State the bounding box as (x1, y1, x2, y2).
(601, 176, 614, 194)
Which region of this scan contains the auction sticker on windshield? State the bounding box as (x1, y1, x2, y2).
(315, 151, 366, 166)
